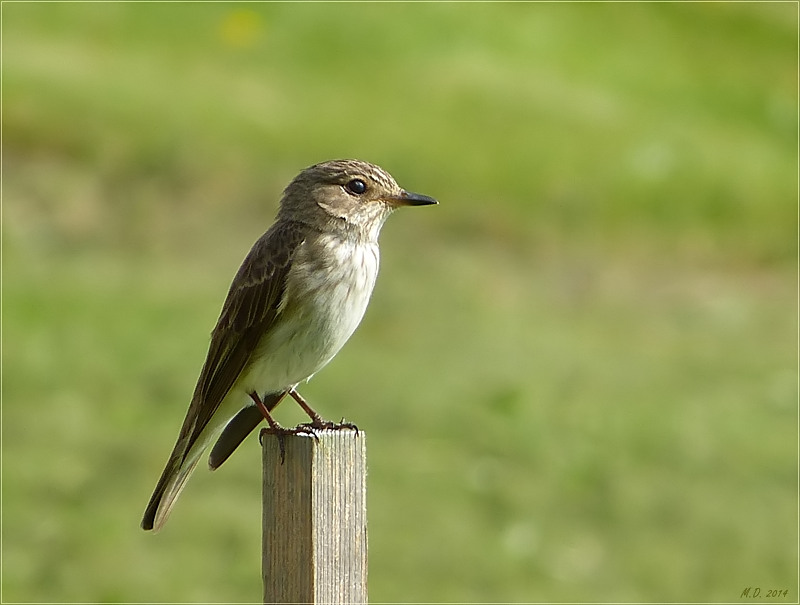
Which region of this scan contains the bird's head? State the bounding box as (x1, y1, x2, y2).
(279, 159, 437, 240)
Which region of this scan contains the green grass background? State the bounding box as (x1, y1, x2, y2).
(2, 2, 797, 602)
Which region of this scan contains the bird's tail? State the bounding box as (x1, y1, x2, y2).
(141, 391, 288, 532)
(141, 399, 228, 532)
(141, 445, 204, 532)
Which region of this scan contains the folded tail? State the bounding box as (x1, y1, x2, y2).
(141, 391, 286, 531)
(141, 450, 203, 531)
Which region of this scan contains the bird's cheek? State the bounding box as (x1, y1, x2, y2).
(316, 199, 349, 221)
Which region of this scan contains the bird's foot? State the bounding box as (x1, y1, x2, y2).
(298, 417, 359, 434)
(259, 423, 319, 464)
(288, 389, 357, 434)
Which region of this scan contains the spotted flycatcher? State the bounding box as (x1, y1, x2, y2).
(141, 159, 437, 531)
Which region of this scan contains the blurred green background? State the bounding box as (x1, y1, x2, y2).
(3, 2, 797, 602)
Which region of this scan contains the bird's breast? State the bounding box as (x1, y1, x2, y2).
(245, 235, 380, 391)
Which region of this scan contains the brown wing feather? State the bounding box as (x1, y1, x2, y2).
(141, 221, 307, 530)
(183, 219, 307, 450)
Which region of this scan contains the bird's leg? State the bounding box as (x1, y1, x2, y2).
(251, 391, 316, 464)
(288, 388, 326, 426)
(251, 391, 286, 432)
(289, 388, 359, 433)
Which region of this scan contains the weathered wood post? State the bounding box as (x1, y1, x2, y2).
(262, 430, 367, 604)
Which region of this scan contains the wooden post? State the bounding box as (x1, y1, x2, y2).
(262, 430, 367, 604)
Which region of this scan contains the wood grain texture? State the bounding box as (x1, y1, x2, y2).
(262, 430, 367, 604)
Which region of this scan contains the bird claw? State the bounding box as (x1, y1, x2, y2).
(297, 418, 359, 436)
(337, 418, 360, 435)
(259, 418, 360, 464)
(259, 424, 320, 464)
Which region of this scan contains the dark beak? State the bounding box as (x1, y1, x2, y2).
(389, 190, 438, 207)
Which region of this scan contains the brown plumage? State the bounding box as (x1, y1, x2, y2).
(141, 159, 436, 531)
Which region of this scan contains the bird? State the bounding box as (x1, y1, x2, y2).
(141, 159, 437, 531)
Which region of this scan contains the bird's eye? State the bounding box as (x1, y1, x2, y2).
(345, 179, 367, 195)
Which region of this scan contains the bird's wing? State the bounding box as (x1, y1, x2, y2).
(182, 219, 307, 455)
(141, 220, 307, 531)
